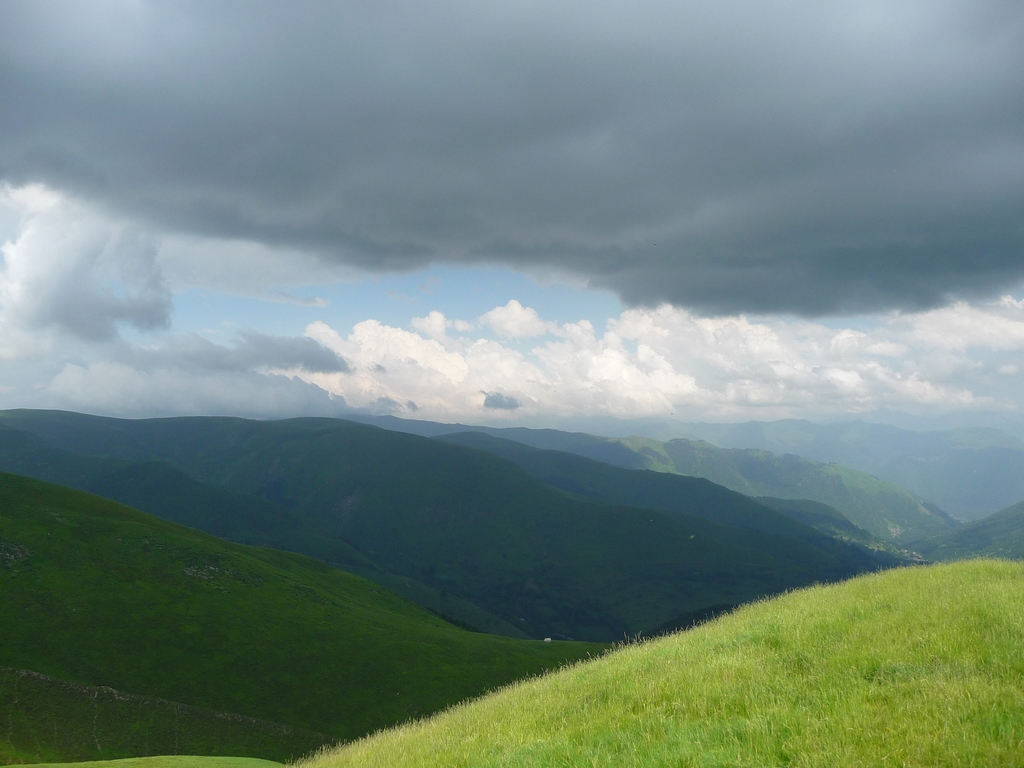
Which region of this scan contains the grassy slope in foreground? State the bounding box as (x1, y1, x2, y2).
(302, 560, 1024, 768)
(0, 472, 599, 743)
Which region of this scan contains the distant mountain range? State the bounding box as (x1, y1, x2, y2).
(337, 414, 958, 543)
(434, 431, 904, 556)
(668, 419, 1024, 521)
(0, 409, 904, 641)
(913, 500, 1024, 561)
(349, 413, 1024, 524)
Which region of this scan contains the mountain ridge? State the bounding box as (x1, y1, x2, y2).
(0, 409, 904, 640)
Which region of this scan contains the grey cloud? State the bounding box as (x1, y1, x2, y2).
(0, 338, 351, 420)
(48, 232, 170, 340)
(1, 1, 1022, 314)
(46, 363, 349, 420)
(364, 396, 418, 416)
(0, 207, 171, 341)
(482, 392, 521, 411)
(232, 331, 349, 374)
(136, 332, 349, 375)
(0, 331, 350, 419)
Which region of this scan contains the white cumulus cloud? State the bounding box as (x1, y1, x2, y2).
(285, 298, 1024, 422)
(479, 300, 561, 339)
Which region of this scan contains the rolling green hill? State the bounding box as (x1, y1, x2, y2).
(0, 411, 899, 640)
(259, 413, 1017, 524)
(436, 431, 903, 566)
(457, 425, 953, 543)
(0, 423, 372, 570)
(625, 437, 958, 542)
(0, 666, 327, 765)
(0, 423, 523, 637)
(0, 472, 600, 747)
(754, 496, 891, 550)
(331, 413, 957, 543)
(298, 560, 1024, 767)
(913, 499, 1024, 561)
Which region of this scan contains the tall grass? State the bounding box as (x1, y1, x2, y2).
(300, 560, 1024, 767)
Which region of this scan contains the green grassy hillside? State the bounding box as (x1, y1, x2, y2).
(563, 433, 954, 543)
(0, 423, 373, 570)
(0, 666, 326, 765)
(299, 560, 1024, 767)
(0, 472, 599, 745)
(914, 499, 1024, 561)
(0, 411, 896, 641)
(0, 423, 522, 637)
(754, 496, 893, 549)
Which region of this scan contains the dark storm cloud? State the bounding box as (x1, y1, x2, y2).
(1, 0, 1021, 315)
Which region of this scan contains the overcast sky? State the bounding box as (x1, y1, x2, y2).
(1, 1, 1022, 428)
